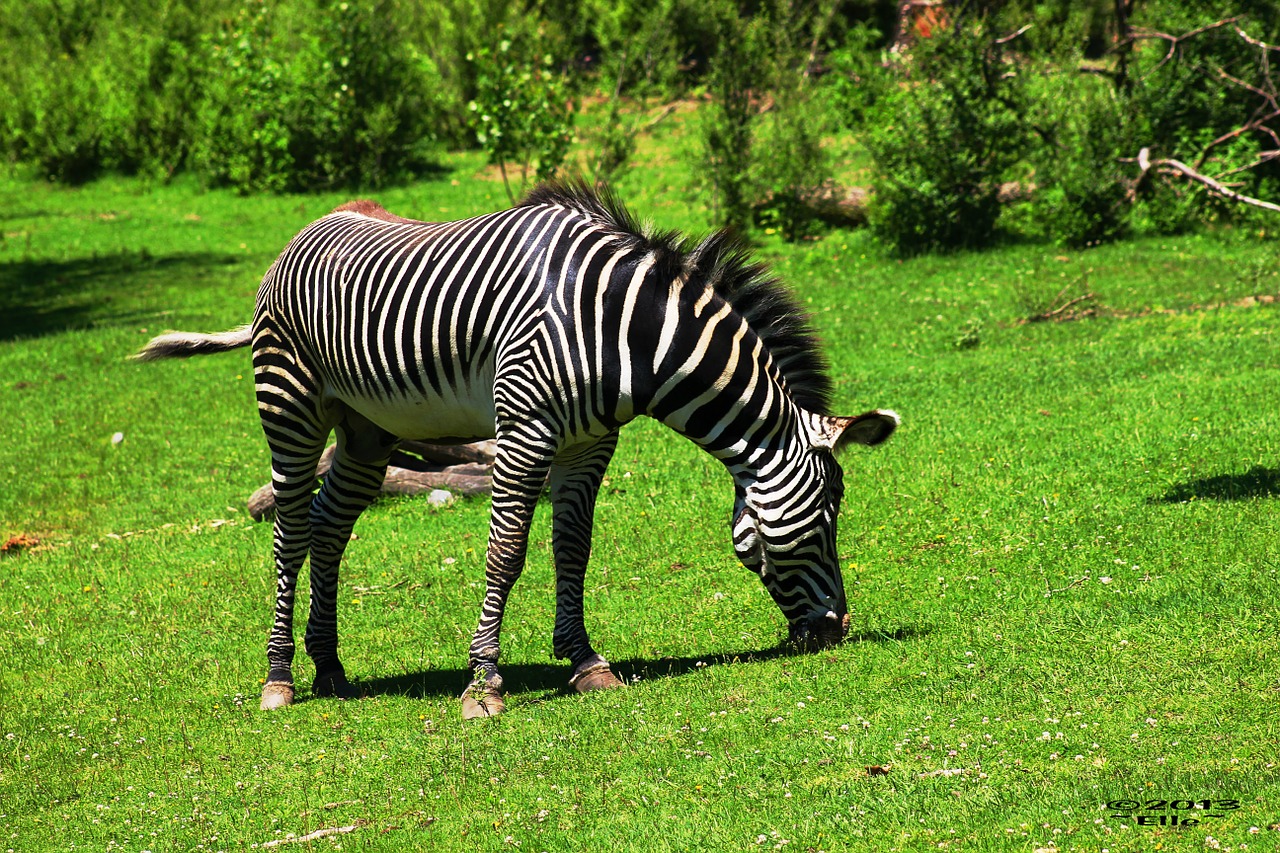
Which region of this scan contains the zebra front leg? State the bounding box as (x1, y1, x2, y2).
(549, 434, 624, 694)
(303, 415, 396, 701)
(462, 428, 554, 719)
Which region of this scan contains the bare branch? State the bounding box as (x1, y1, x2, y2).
(261, 825, 360, 848)
(996, 24, 1033, 46)
(1135, 148, 1280, 213)
(1234, 25, 1280, 53)
(1024, 292, 1097, 324)
(1126, 16, 1241, 74)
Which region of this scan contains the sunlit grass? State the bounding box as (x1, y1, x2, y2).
(2, 161, 1279, 851)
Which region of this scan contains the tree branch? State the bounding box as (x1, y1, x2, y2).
(1133, 147, 1280, 213)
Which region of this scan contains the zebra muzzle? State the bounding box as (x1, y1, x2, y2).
(787, 610, 851, 651)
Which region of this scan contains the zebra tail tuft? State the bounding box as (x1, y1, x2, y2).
(132, 324, 253, 362)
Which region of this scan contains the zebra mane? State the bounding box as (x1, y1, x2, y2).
(520, 181, 834, 414)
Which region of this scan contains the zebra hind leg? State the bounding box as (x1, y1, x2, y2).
(549, 434, 625, 694)
(303, 412, 397, 701)
(260, 431, 329, 711)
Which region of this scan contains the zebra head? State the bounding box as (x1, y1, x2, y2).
(732, 409, 899, 650)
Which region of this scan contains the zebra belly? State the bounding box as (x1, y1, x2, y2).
(332, 385, 497, 443)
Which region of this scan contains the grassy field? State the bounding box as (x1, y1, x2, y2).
(3, 140, 1280, 853)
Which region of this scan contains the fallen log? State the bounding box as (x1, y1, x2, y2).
(247, 440, 496, 521)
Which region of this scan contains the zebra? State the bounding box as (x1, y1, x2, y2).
(135, 182, 898, 718)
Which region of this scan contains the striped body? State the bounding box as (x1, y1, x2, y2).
(137, 183, 898, 715)
(257, 197, 650, 445)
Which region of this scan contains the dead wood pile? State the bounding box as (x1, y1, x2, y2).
(248, 440, 495, 521)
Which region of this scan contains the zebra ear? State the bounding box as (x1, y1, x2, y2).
(810, 409, 899, 452)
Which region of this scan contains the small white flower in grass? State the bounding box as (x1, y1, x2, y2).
(1099, 577, 1112, 584)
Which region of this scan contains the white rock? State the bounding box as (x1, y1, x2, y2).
(427, 489, 454, 506)
(111, 432, 125, 446)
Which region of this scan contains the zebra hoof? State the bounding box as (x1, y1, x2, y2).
(313, 671, 362, 700)
(260, 681, 295, 710)
(461, 682, 505, 720)
(569, 663, 624, 693)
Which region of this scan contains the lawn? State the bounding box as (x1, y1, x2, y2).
(2, 152, 1280, 852)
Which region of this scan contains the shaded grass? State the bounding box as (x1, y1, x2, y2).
(2, 166, 1280, 851)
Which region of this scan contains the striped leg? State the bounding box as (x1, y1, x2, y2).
(260, 440, 326, 710)
(302, 413, 396, 699)
(256, 338, 333, 710)
(549, 433, 624, 692)
(462, 421, 556, 719)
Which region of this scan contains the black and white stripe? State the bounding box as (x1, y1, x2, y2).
(136, 182, 897, 714)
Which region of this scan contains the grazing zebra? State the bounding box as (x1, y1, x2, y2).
(136, 182, 898, 718)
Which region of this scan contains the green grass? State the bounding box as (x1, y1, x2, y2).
(3, 159, 1280, 852)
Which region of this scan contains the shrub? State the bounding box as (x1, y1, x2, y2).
(192, 0, 443, 193)
(823, 22, 892, 132)
(467, 25, 577, 203)
(1029, 77, 1133, 247)
(581, 0, 692, 184)
(753, 89, 833, 241)
(190, 1, 293, 192)
(0, 0, 212, 182)
(698, 2, 769, 232)
(864, 19, 1030, 254)
(1119, 8, 1279, 232)
(699, 0, 839, 236)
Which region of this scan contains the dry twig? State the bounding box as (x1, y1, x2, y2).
(261, 824, 362, 847)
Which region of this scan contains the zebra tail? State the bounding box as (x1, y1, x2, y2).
(132, 324, 253, 362)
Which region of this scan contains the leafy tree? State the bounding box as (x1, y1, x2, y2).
(467, 24, 577, 203)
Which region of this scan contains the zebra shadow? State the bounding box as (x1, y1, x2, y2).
(354, 624, 929, 702)
(1152, 465, 1280, 504)
(0, 251, 243, 342)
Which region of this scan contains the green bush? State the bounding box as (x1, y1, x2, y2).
(0, 0, 444, 190)
(0, 0, 212, 182)
(189, 1, 293, 192)
(582, 0, 689, 100)
(1029, 77, 1133, 247)
(580, 0, 695, 185)
(191, 0, 443, 193)
(698, 2, 769, 232)
(467, 24, 577, 203)
(699, 0, 840, 236)
(753, 89, 833, 241)
(823, 22, 891, 132)
(864, 21, 1030, 254)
